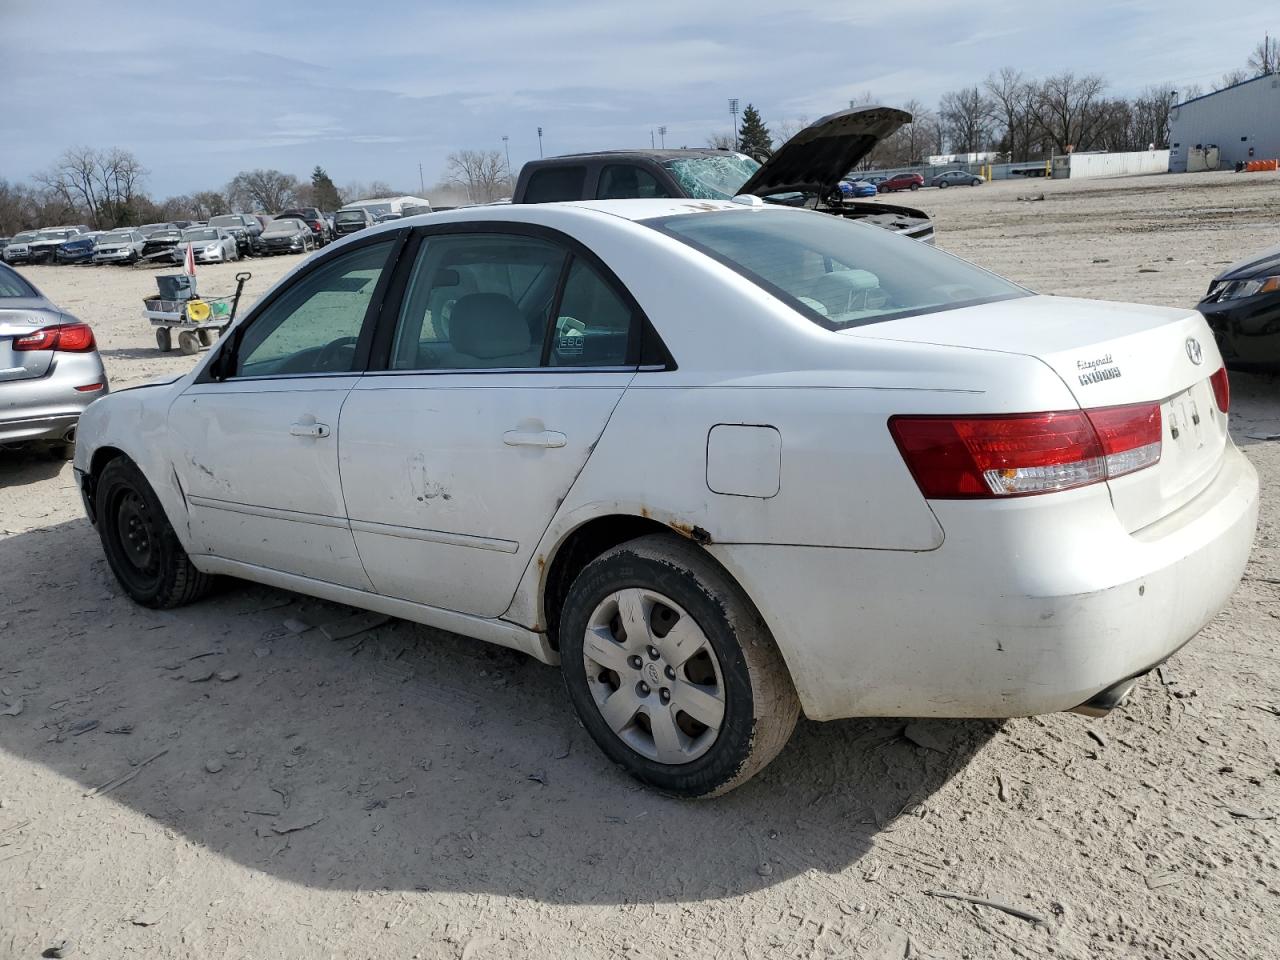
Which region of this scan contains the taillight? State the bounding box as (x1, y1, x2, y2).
(889, 402, 1162, 499)
(13, 322, 96, 353)
(1209, 367, 1230, 413)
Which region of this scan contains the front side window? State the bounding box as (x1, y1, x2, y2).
(648, 209, 1027, 330)
(234, 240, 394, 377)
(391, 234, 566, 370)
(597, 165, 672, 200)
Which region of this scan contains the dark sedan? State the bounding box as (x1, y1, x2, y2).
(1197, 244, 1280, 370)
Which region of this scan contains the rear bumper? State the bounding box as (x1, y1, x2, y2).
(1, 356, 109, 445)
(710, 443, 1259, 720)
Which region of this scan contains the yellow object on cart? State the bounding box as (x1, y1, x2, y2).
(186, 299, 211, 322)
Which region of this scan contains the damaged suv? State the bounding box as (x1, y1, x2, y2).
(513, 106, 934, 243)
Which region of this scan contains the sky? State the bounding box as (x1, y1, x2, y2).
(2, 1, 1275, 197)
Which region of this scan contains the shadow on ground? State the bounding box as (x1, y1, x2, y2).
(0, 448, 69, 489)
(0, 518, 995, 904)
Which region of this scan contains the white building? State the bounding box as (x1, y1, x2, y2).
(1168, 73, 1280, 172)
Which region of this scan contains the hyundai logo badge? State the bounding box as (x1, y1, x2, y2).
(1185, 337, 1203, 365)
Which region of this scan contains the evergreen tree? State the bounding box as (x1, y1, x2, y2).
(310, 166, 342, 211)
(737, 104, 773, 161)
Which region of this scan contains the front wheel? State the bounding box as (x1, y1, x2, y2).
(938, 180, 949, 188)
(96, 457, 212, 608)
(558, 534, 799, 798)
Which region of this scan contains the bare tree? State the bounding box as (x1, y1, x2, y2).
(770, 115, 809, 147)
(1030, 72, 1107, 153)
(1130, 84, 1176, 148)
(226, 169, 299, 213)
(706, 131, 736, 150)
(1216, 68, 1251, 90)
(32, 146, 149, 228)
(445, 150, 509, 204)
(1247, 35, 1279, 76)
(985, 68, 1044, 160)
(939, 85, 993, 153)
(191, 190, 230, 219)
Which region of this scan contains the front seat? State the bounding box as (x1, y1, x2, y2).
(448, 292, 539, 367)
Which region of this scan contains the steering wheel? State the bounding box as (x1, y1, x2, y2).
(315, 336, 358, 371)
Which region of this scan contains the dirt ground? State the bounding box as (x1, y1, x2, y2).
(2, 172, 1278, 959)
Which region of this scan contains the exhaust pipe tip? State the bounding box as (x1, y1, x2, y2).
(1069, 677, 1139, 718)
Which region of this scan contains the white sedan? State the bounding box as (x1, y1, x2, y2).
(74, 199, 1259, 797)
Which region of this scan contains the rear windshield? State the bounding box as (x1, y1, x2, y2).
(0, 268, 36, 298)
(335, 210, 366, 221)
(647, 208, 1027, 330)
(264, 220, 305, 234)
(209, 216, 243, 227)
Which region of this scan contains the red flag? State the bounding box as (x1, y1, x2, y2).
(184, 241, 196, 276)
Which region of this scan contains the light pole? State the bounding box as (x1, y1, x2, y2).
(658, 125, 667, 148)
(537, 126, 543, 158)
(418, 162, 424, 195)
(728, 98, 739, 151)
(501, 135, 510, 176)
(650, 129, 655, 148)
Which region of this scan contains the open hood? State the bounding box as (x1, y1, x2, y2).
(737, 105, 911, 198)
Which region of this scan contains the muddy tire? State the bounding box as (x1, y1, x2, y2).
(559, 533, 799, 798)
(177, 330, 200, 355)
(155, 327, 172, 352)
(96, 457, 211, 609)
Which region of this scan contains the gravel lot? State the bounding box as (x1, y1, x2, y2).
(2, 172, 1277, 959)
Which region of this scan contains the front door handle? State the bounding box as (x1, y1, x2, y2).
(503, 429, 566, 449)
(290, 420, 331, 439)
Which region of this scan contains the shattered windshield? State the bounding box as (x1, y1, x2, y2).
(662, 154, 760, 200)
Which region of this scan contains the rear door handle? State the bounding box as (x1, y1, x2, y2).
(503, 429, 566, 449)
(290, 420, 331, 439)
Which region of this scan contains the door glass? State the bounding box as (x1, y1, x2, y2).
(597, 165, 672, 200)
(550, 258, 635, 367)
(390, 234, 566, 370)
(523, 166, 586, 203)
(234, 240, 394, 377)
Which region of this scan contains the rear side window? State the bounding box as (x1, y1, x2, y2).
(597, 165, 672, 200)
(523, 166, 586, 203)
(0, 268, 35, 298)
(648, 209, 1027, 330)
(550, 260, 635, 366)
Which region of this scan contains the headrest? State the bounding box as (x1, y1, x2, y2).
(449, 293, 531, 359)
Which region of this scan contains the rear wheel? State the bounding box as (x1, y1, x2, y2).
(155, 327, 172, 352)
(938, 180, 949, 188)
(558, 534, 799, 798)
(177, 330, 200, 355)
(910, 182, 920, 190)
(96, 457, 211, 608)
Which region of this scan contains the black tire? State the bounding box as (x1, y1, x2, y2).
(938, 180, 949, 188)
(558, 534, 799, 798)
(909, 182, 920, 190)
(196, 328, 215, 347)
(177, 330, 200, 355)
(155, 327, 172, 352)
(96, 457, 212, 608)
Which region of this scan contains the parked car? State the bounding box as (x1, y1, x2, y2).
(3, 231, 39, 265)
(333, 207, 376, 236)
(274, 207, 331, 246)
(54, 232, 104, 264)
(141, 226, 184, 262)
(174, 226, 240, 263)
(931, 170, 985, 188)
(863, 175, 888, 188)
(207, 214, 262, 255)
(877, 172, 924, 192)
(254, 218, 315, 256)
(838, 179, 879, 198)
(1196, 243, 1280, 370)
(1, 261, 108, 459)
(513, 106, 935, 243)
(93, 229, 147, 265)
(0, 237, 10, 255)
(28, 228, 88, 264)
(72, 201, 1258, 797)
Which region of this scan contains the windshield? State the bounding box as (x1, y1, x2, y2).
(662, 155, 761, 200)
(209, 216, 242, 227)
(36, 230, 74, 241)
(13, 232, 37, 242)
(100, 231, 133, 243)
(182, 229, 219, 242)
(335, 210, 366, 221)
(647, 209, 1028, 330)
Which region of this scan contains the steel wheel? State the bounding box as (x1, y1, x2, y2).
(582, 587, 726, 765)
(114, 490, 159, 580)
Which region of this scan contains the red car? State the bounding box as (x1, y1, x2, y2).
(878, 173, 924, 193)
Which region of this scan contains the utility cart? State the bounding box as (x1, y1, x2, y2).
(143, 271, 251, 355)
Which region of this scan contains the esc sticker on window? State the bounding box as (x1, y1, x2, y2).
(557, 317, 585, 356)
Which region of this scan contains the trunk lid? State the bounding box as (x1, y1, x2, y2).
(849, 295, 1229, 531)
(0, 304, 58, 382)
(737, 105, 911, 198)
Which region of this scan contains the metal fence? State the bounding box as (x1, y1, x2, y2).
(857, 160, 1053, 182)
